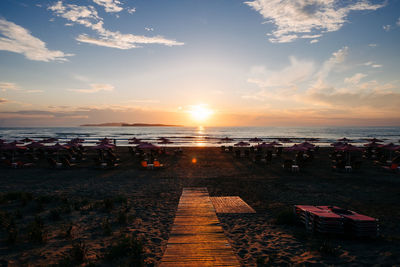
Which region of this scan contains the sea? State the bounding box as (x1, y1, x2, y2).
(0, 126, 399, 147)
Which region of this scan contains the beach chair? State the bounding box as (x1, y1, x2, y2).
(320, 206, 379, 237)
(153, 160, 164, 169)
(140, 160, 148, 169)
(294, 205, 344, 234)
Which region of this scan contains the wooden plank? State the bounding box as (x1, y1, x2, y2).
(160, 188, 240, 267)
(210, 196, 256, 214)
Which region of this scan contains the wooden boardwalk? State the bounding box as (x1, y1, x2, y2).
(160, 188, 240, 266)
(211, 196, 256, 214)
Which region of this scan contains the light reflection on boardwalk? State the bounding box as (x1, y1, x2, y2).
(160, 188, 240, 266)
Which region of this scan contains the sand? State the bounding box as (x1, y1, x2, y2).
(0, 146, 399, 266)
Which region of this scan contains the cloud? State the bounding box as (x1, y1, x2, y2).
(245, 0, 384, 43)
(368, 43, 377, 47)
(364, 61, 382, 68)
(127, 7, 136, 14)
(397, 17, 400, 26)
(145, 27, 154, 32)
(0, 82, 18, 91)
(48, 1, 184, 49)
(0, 98, 8, 104)
(0, 18, 73, 62)
(247, 57, 315, 90)
(92, 0, 123, 13)
(310, 39, 319, 44)
(68, 83, 114, 93)
(344, 73, 367, 84)
(383, 24, 391, 31)
(25, 90, 44, 93)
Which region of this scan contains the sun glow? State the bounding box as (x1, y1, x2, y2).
(189, 104, 213, 122)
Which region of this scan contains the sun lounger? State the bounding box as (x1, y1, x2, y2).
(294, 205, 379, 237)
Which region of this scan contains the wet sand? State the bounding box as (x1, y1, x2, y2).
(0, 147, 399, 266)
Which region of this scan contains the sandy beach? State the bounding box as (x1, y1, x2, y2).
(0, 146, 399, 266)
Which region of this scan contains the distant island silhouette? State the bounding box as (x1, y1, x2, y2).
(80, 122, 182, 127)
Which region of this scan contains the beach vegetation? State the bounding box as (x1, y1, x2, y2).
(27, 216, 46, 243)
(55, 240, 88, 266)
(117, 209, 128, 225)
(101, 218, 112, 236)
(104, 234, 144, 266)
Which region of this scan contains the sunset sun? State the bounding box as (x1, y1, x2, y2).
(189, 104, 214, 122)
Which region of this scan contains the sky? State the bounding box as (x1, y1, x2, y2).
(0, 0, 399, 127)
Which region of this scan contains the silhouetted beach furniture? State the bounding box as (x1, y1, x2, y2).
(294, 205, 378, 237)
(294, 205, 344, 234)
(47, 158, 62, 168)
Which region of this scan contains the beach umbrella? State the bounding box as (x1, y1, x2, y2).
(278, 138, 292, 143)
(299, 141, 315, 149)
(158, 139, 173, 145)
(335, 144, 361, 152)
(40, 137, 58, 143)
(269, 141, 283, 146)
(338, 137, 352, 142)
(136, 142, 159, 150)
(379, 143, 400, 161)
(331, 141, 344, 147)
(20, 138, 34, 143)
(284, 144, 308, 152)
(91, 143, 115, 150)
(366, 138, 383, 143)
(9, 140, 24, 145)
(335, 144, 361, 165)
(364, 142, 381, 148)
(256, 142, 274, 148)
(234, 141, 250, 147)
(128, 137, 141, 144)
(220, 137, 233, 142)
(26, 141, 45, 149)
(70, 138, 85, 143)
(0, 142, 26, 162)
(249, 137, 263, 142)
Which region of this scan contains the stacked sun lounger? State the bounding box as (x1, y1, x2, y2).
(294, 205, 378, 237)
(320, 206, 379, 237)
(294, 205, 344, 234)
